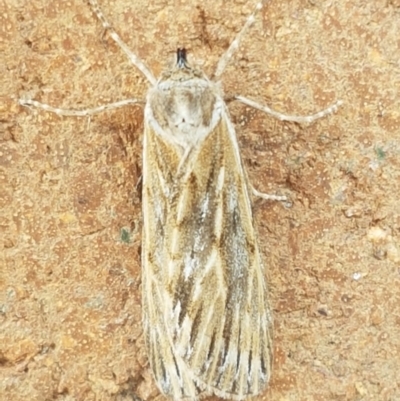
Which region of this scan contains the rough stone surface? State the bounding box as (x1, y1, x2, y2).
(1, 0, 400, 400)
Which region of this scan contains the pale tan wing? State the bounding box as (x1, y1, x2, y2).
(173, 109, 273, 399)
(142, 107, 272, 400)
(142, 119, 202, 399)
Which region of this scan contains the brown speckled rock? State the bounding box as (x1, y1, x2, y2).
(2, 0, 400, 400)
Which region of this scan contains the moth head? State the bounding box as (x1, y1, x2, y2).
(159, 48, 207, 83)
(176, 48, 189, 69)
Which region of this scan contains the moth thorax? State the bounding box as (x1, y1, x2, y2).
(148, 77, 218, 148)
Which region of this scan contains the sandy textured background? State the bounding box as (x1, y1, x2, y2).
(1, 0, 400, 400)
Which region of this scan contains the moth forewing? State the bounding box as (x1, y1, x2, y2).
(141, 50, 272, 400)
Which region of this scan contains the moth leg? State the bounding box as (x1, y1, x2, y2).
(19, 98, 142, 116)
(251, 187, 292, 209)
(241, 96, 342, 207)
(213, 1, 268, 80)
(87, 0, 156, 85)
(235, 96, 343, 124)
(251, 187, 287, 202)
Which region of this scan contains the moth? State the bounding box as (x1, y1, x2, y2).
(20, 0, 341, 399)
